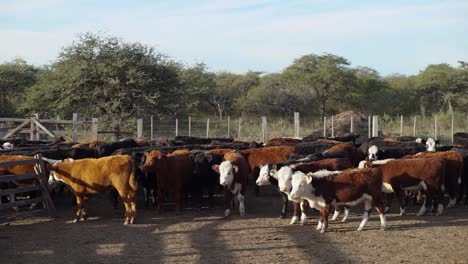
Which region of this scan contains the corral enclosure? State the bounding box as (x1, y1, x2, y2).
(2, 111, 468, 145)
(1, 187, 467, 264)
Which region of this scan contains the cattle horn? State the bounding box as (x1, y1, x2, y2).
(42, 157, 61, 164)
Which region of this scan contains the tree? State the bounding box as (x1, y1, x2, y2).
(283, 53, 356, 119)
(235, 74, 315, 117)
(21, 33, 181, 124)
(414, 64, 465, 116)
(178, 63, 216, 115)
(209, 72, 260, 119)
(0, 58, 38, 116)
(348, 67, 391, 115)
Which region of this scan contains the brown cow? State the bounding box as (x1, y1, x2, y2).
(141, 150, 192, 213)
(0, 155, 41, 211)
(323, 143, 365, 167)
(48, 155, 138, 224)
(381, 158, 446, 216)
(290, 168, 387, 233)
(267, 137, 302, 146)
(403, 151, 463, 208)
(291, 158, 353, 173)
(212, 151, 249, 217)
(241, 146, 296, 195)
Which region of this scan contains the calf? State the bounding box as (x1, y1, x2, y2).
(290, 168, 387, 233)
(323, 144, 365, 167)
(189, 150, 219, 208)
(141, 150, 192, 213)
(48, 155, 138, 224)
(241, 146, 296, 195)
(403, 151, 463, 208)
(212, 151, 249, 217)
(380, 158, 446, 216)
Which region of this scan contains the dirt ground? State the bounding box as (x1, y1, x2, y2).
(1, 186, 467, 264)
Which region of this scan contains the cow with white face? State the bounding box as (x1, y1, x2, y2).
(368, 145, 379, 161)
(290, 168, 387, 233)
(426, 138, 436, 152)
(212, 151, 249, 218)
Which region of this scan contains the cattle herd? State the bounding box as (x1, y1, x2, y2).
(1, 133, 468, 233)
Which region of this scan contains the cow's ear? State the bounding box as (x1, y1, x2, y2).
(269, 168, 277, 177)
(233, 165, 239, 173)
(306, 175, 313, 184)
(212, 165, 220, 173)
(206, 153, 213, 163)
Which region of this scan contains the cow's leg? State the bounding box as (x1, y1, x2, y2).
(224, 188, 233, 217)
(316, 209, 323, 231)
(143, 187, 149, 208)
(372, 195, 387, 230)
(237, 192, 245, 216)
(175, 188, 183, 214)
(341, 206, 350, 222)
(110, 188, 119, 210)
(279, 191, 288, 219)
(73, 195, 84, 223)
(290, 202, 300, 224)
(130, 191, 137, 224)
(331, 205, 340, 221)
(383, 193, 393, 214)
(80, 195, 89, 221)
(357, 200, 372, 231)
(300, 200, 309, 226)
(320, 206, 330, 233)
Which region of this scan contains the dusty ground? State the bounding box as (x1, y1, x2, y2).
(1, 186, 467, 264)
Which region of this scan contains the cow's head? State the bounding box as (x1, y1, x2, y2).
(256, 164, 275, 186)
(290, 171, 313, 201)
(141, 150, 166, 173)
(277, 166, 294, 193)
(426, 138, 436, 152)
(368, 145, 378, 161)
(191, 152, 214, 176)
(213, 161, 238, 187)
(290, 171, 312, 201)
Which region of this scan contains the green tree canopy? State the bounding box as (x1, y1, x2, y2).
(283, 53, 356, 118)
(0, 58, 38, 115)
(21, 33, 181, 123)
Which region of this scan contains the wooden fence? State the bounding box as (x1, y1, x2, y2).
(0, 154, 56, 224)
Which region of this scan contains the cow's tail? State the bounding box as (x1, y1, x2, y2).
(129, 159, 139, 192)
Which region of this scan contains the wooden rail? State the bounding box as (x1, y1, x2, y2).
(0, 154, 56, 224)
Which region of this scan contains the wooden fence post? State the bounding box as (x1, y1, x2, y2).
(323, 117, 327, 137)
(262, 116, 268, 143)
(451, 113, 454, 143)
(188, 116, 191, 137)
(238, 118, 242, 139)
(331, 115, 335, 138)
(150, 115, 154, 140)
(413, 116, 417, 137)
(294, 112, 300, 138)
(350, 116, 354, 133)
(227, 116, 231, 138)
(206, 118, 210, 138)
(368, 115, 371, 139)
(434, 115, 438, 141)
(72, 113, 78, 142)
(372, 115, 379, 137)
(34, 114, 39, 140)
(175, 118, 179, 137)
(400, 115, 403, 137)
(91, 118, 98, 141)
(137, 119, 143, 140)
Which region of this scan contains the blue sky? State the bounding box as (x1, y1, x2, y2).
(0, 0, 467, 76)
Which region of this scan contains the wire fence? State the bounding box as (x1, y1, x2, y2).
(108, 111, 468, 145)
